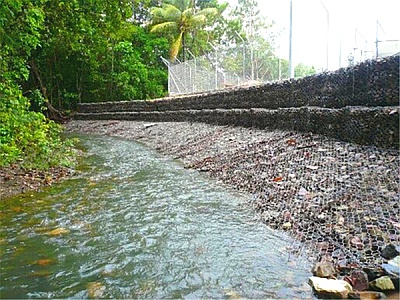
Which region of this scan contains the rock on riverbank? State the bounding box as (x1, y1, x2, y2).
(65, 120, 399, 297)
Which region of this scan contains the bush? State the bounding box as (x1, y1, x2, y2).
(0, 83, 76, 169)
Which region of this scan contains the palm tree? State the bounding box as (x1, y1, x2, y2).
(150, 0, 217, 61)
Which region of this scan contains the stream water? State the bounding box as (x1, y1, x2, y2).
(1, 135, 313, 299)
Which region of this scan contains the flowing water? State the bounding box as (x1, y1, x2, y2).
(1, 135, 313, 299)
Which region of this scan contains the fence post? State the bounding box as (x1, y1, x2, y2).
(187, 50, 197, 93)
(208, 42, 218, 90)
(160, 56, 171, 95)
(289, 0, 294, 78)
(235, 30, 246, 82)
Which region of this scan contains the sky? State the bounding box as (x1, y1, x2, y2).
(223, 0, 400, 70)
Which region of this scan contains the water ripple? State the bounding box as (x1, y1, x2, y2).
(0, 135, 313, 299)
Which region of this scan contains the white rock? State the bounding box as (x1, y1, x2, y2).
(383, 256, 400, 276)
(389, 256, 400, 272)
(309, 276, 352, 299)
(312, 260, 336, 278)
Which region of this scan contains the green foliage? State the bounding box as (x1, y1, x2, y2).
(295, 63, 317, 78)
(113, 41, 147, 99)
(131, 0, 162, 25)
(0, 0, 76, 169)
(150, 0, 218, 60)
(23, 0, 169, 108)
(1, 0, 170, 169)
(0, 80, 77, 169)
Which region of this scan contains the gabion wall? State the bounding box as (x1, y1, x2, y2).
(76, 55, 399, 148)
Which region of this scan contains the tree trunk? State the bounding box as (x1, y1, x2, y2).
(182, 31, 186, 62)
(29, 60, 68, 123)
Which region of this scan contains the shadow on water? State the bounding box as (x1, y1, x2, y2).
(0, 134, 314, 299)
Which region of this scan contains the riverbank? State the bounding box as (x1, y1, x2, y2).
(65, 120, 399, 270)
(0, 165, 73, 199)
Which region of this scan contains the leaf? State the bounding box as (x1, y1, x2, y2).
(11, 206, 23, 212)
(169, 31, 183, 59)
(150, 21, 177, 33)
(273, 176, 283, 182)
(30, 271, 51, 277)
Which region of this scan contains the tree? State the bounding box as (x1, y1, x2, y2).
(0, 0, 75, 168)
(23, 0, 169, 108)
(217, 0, 275, 81)
(131, 0, 162, 25)
(150, 0, 218, 60)
(295, 63, 317, 78)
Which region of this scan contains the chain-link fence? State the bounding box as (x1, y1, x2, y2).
(351, 40, 400, 65)
(161, 44, 289, 96)
(162, 52, 247, 96)
(162, 40, 399, 96)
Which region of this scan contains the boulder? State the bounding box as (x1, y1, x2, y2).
(309, 276, 353, 299)
(369, 276, 395, 291)
(381, 244, 399, 260)
(312, 260, 337, 279)
(345, 269, 369, 291)
(364, 267, 386, 281)
(282, 222, 292, 230)
(348, 291, 387, 299)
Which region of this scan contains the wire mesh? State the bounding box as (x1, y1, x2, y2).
(166, 53, 245, 96)
(175, 127, 400, 269)
(150, 54, 400, 269)
(165, 45, 272, 96)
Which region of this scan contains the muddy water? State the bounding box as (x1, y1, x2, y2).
(0, 135, 313, 299)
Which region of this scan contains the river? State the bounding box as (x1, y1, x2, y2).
(0, 135, 313, 299)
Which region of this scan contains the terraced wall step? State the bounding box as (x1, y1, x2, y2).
(75, 55, 399, 149)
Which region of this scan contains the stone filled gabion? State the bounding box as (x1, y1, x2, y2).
(76, 55, 400, 149)
(182, 129, 399, 269)
(77, 55, 399, 113)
